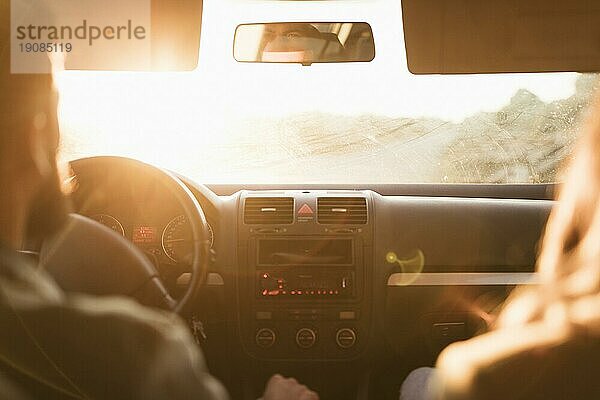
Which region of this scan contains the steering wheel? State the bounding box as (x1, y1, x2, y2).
(39, 156, 211, 314)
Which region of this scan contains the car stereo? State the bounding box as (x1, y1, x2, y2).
(256, 238, 356, 299)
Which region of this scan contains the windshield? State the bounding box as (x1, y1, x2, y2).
(56, 0, 599, 184)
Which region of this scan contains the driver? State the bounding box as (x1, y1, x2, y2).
(0, 5, 318, 400)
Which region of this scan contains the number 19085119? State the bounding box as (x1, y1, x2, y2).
(19, 42, 72, 53)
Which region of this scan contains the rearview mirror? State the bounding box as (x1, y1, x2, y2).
(233, 22, 375, 66)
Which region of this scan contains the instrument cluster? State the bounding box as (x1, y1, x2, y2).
(90, 213, 214, 266)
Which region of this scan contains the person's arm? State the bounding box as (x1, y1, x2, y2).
(433, 300, 600, 400)
(434, 321, 562, 400)
(10, 293, 229, 400)
(3, 260, 318, 400)
(49, 296, 318, 400)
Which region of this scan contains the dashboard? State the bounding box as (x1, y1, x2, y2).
(66, 158, 553, 399)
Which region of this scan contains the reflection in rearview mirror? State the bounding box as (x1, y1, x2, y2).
(234, 22, 375, 65)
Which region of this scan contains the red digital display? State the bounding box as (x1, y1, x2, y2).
(132, 226, 156, 244)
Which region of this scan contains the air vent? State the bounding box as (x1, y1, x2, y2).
(317, 197, 367, 224)
(244, 197, 294, 224)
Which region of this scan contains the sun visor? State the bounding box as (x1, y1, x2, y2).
(402, 0, 600, 74)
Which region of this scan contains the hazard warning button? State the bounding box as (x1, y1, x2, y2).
(298, 203, 313, 215)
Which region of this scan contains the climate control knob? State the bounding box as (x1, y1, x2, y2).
(295, 328, 317, 349)
(255, 328, 276, 348)
(336, 328, 357, 349)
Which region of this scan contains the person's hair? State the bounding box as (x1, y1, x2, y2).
(0, 1, 56, 170)
(499, 94, 600, 326)
(538, 98, 600, 294)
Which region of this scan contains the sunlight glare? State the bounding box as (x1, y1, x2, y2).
(56, 0, 579, 183)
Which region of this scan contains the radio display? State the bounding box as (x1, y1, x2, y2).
(257, 269, 354, 298)
(258, 239, 353, 266)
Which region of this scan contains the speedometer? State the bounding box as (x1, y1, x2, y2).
(90, 214, 125, 236)
(161, 215, 214, 263)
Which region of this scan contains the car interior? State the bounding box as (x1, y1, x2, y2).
(12, 0, 600, 398)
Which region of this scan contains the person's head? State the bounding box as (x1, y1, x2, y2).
(0, 2, 68, 249)
(260, 24, 322, 64)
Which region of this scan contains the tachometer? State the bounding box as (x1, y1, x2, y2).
(161, 215, 214, 263)
(90, 214, 125, 236)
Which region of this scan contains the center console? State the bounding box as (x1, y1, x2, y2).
(237, 191, 373, 360)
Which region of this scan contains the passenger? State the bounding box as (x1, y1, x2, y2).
(0, 6, 318, 400)
(400, 97, 600, 399)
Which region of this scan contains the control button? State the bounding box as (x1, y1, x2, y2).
(295, 328, 317, 349)
(255, 328, 276, 348)
(339, 311, 356, 320)
(256, 311, 272, 320)
(336, 328, 357, 349)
